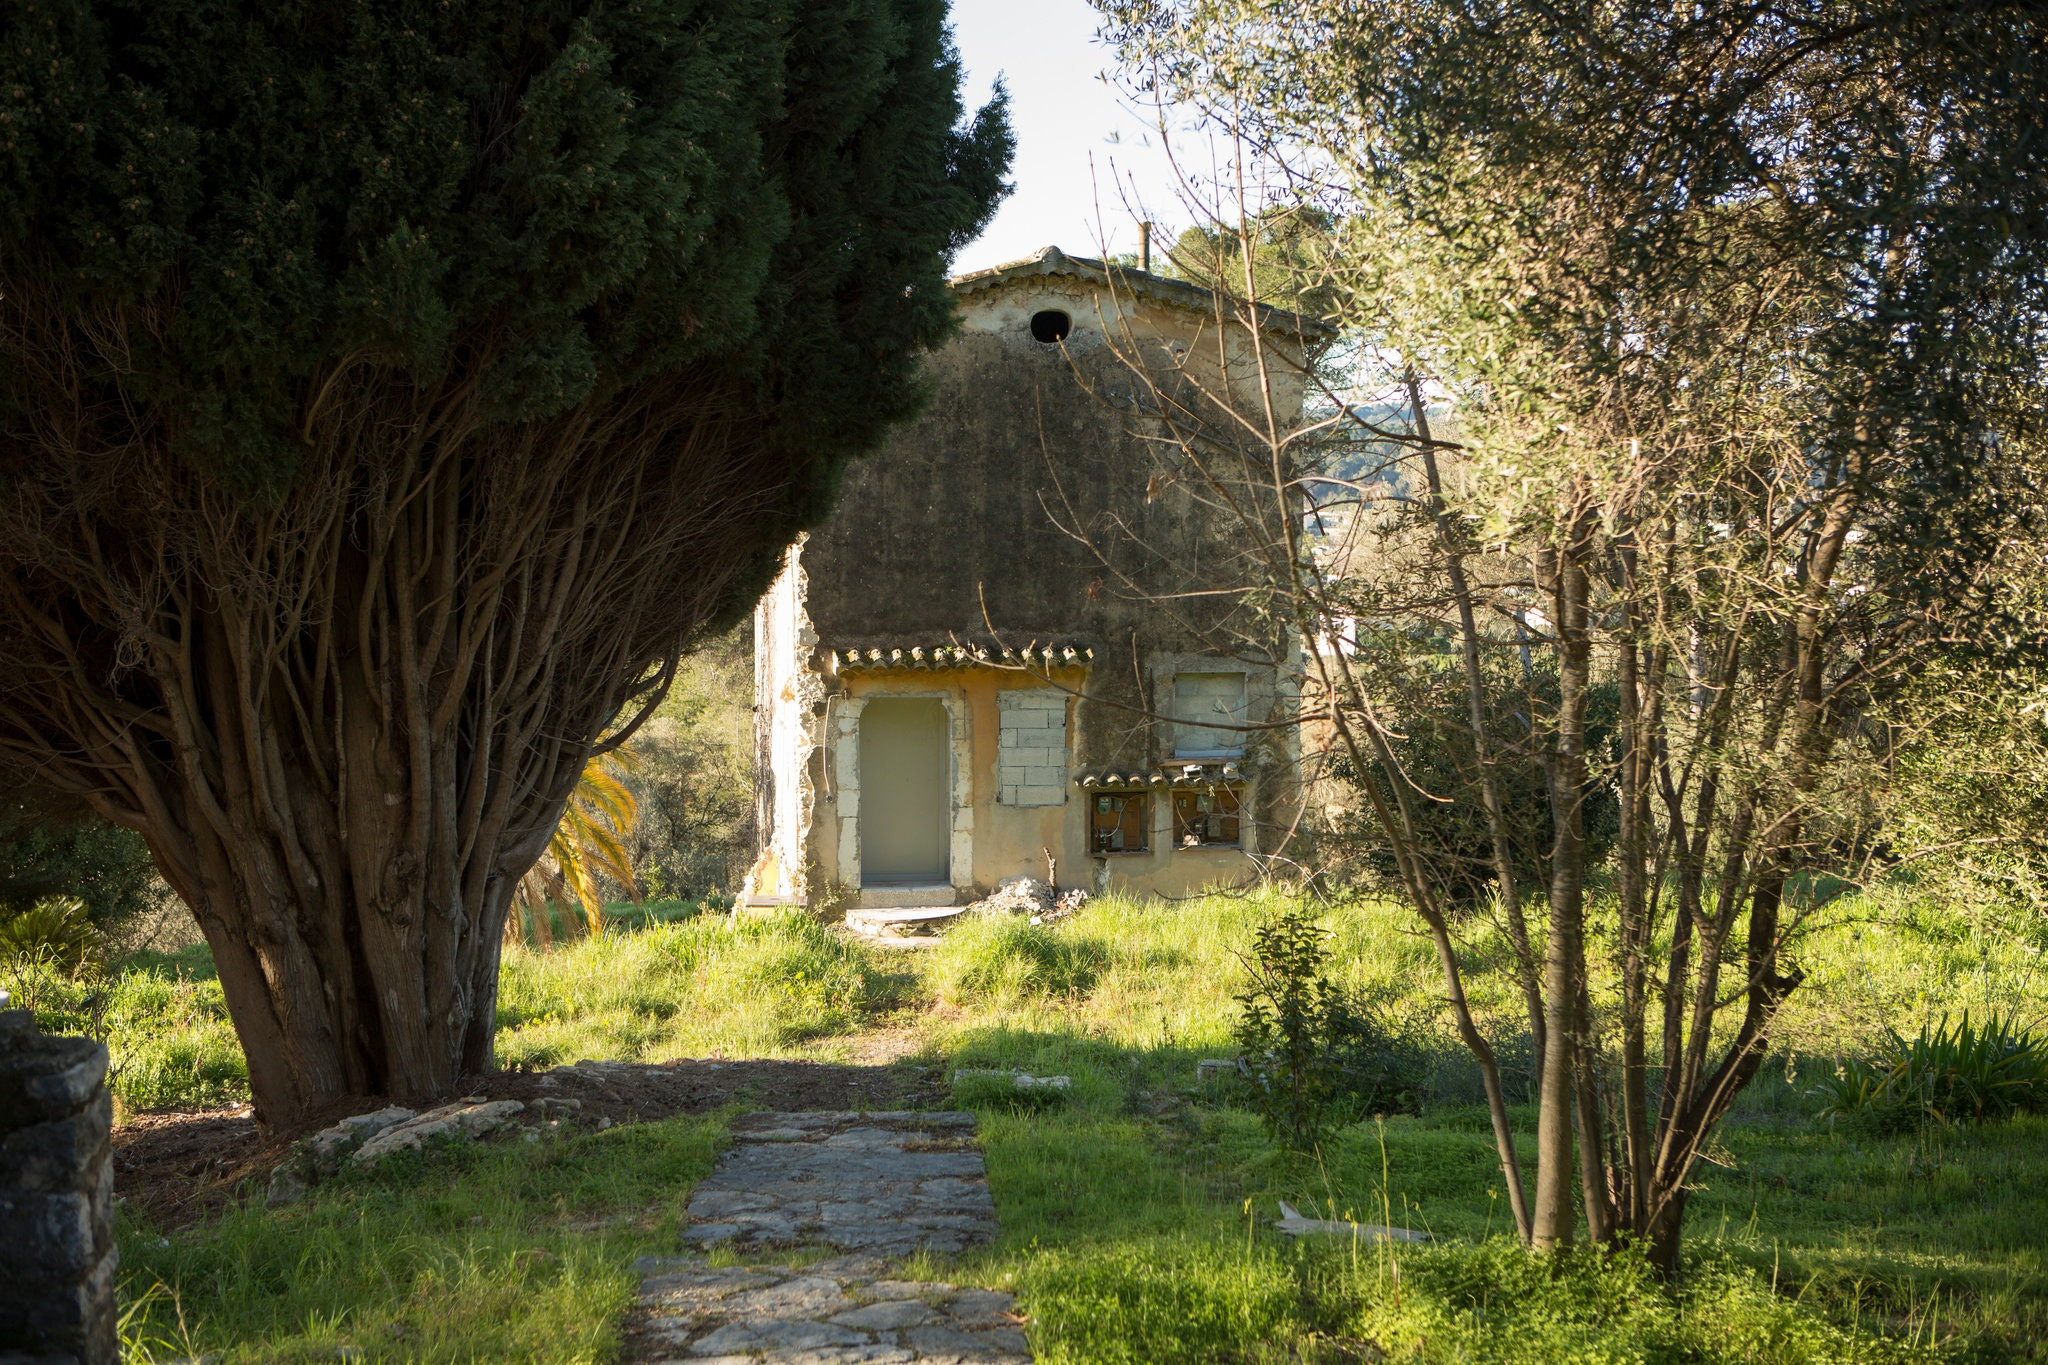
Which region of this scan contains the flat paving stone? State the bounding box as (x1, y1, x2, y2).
(624, 1111, 1028, 1363)
(682, 1111, 1001, 1256)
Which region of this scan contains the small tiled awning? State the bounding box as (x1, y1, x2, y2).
(1077, 761, 1244, 791)
(828, 640, 1094, 673)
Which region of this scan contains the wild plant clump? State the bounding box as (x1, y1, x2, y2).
(927, 915, 1106, 1006)
(1231, 905, 1431, 1150)
(1814, 1012, 2048, 1133)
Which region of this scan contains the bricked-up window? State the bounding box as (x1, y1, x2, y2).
(1089, 792, 1148, 853)
(1172, 671, 1247, 757)
(998, 688, 1069, 806)
(1172, 787, 1242, 847)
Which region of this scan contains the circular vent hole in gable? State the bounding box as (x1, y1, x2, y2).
(1030, 309, 1073, 344)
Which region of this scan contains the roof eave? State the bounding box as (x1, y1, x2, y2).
(949, 245, 1337, 342)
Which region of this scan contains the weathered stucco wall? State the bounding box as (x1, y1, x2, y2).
(766, 259, 1312, 903)
(801, 283, 1299, 771)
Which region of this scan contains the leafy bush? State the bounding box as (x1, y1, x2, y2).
(928, 915, 1105, 1005)
(1814, 1011, 2048, 1132)
(1325, 652, 1618, 909)
(0, 785, 165, 939)
(1232, 904, 1431, 1151)
(1, 894, 104, 987)
(625, 633, 757, 904)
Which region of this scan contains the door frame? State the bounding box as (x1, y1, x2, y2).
(831, 688, 973, 899)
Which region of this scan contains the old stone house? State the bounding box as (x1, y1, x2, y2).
(750, 246, 1324, 911)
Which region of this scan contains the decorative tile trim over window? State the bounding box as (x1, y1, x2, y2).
(998, 688, 1069, 806)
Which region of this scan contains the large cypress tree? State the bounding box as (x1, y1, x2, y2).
(0, 0, 1009, 1126)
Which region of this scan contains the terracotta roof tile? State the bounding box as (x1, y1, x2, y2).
(827, 639, 1094, 673)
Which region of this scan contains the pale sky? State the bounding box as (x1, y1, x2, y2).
(947, 0, 1195, 274)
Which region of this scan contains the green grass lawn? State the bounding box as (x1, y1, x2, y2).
(75, 886, 2048, 1363)
(120, 1114, 729, 1364)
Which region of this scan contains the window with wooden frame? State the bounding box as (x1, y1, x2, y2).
(1172, 786, 1242, 848)
(1089, 792, 1149, 853)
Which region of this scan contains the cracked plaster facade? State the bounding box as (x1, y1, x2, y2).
(751, 248, 1320, 908)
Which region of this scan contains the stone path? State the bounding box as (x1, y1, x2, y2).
(683, 1111, 997, 1254)
(625, 1111, 1028, 1363)
(630, 1258, 1029, 1364)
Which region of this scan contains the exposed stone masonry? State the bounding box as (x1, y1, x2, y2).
(0, 1009, 116, 1365)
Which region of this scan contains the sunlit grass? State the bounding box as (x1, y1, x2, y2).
(92, 883, 2048, 1362)
(119, 1115, 728, 1364)
(495, 908, 910, 1066)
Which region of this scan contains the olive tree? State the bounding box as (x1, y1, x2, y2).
(0, 0, 1008, 1126)
(1095, 0, 2048, 1269)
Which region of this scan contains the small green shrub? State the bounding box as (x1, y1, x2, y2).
(2, 896, 107, 1015)
(928, 915, 1104, 1005)
(1814, 1011, 2048, 1132)
(1231, 904, 1431, 1150)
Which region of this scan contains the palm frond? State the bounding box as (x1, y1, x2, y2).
(515, 748, 643, 943)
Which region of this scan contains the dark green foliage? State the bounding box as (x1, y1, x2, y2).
(0, 786, 160, 934)
(1331, 650, 1619, 908)
(1232, 904, 1429, 1150)
(0, 0, 1009, 1120)
(0, 893, 100, 973)
(1158, 206, 1341, 319)
(627, 632, 756, 903)
(1814, 1012, 2048, 1134)
(0, 0, 1011, 497)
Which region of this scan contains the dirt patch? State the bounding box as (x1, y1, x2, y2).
(113, 1053, 949, 1232)
(485, 1053, 948, 1125)
(112, 1103, 266, 1231)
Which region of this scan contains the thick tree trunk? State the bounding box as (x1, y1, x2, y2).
(0, 356, 785, 1130)
(148, 640, 561, 1122)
